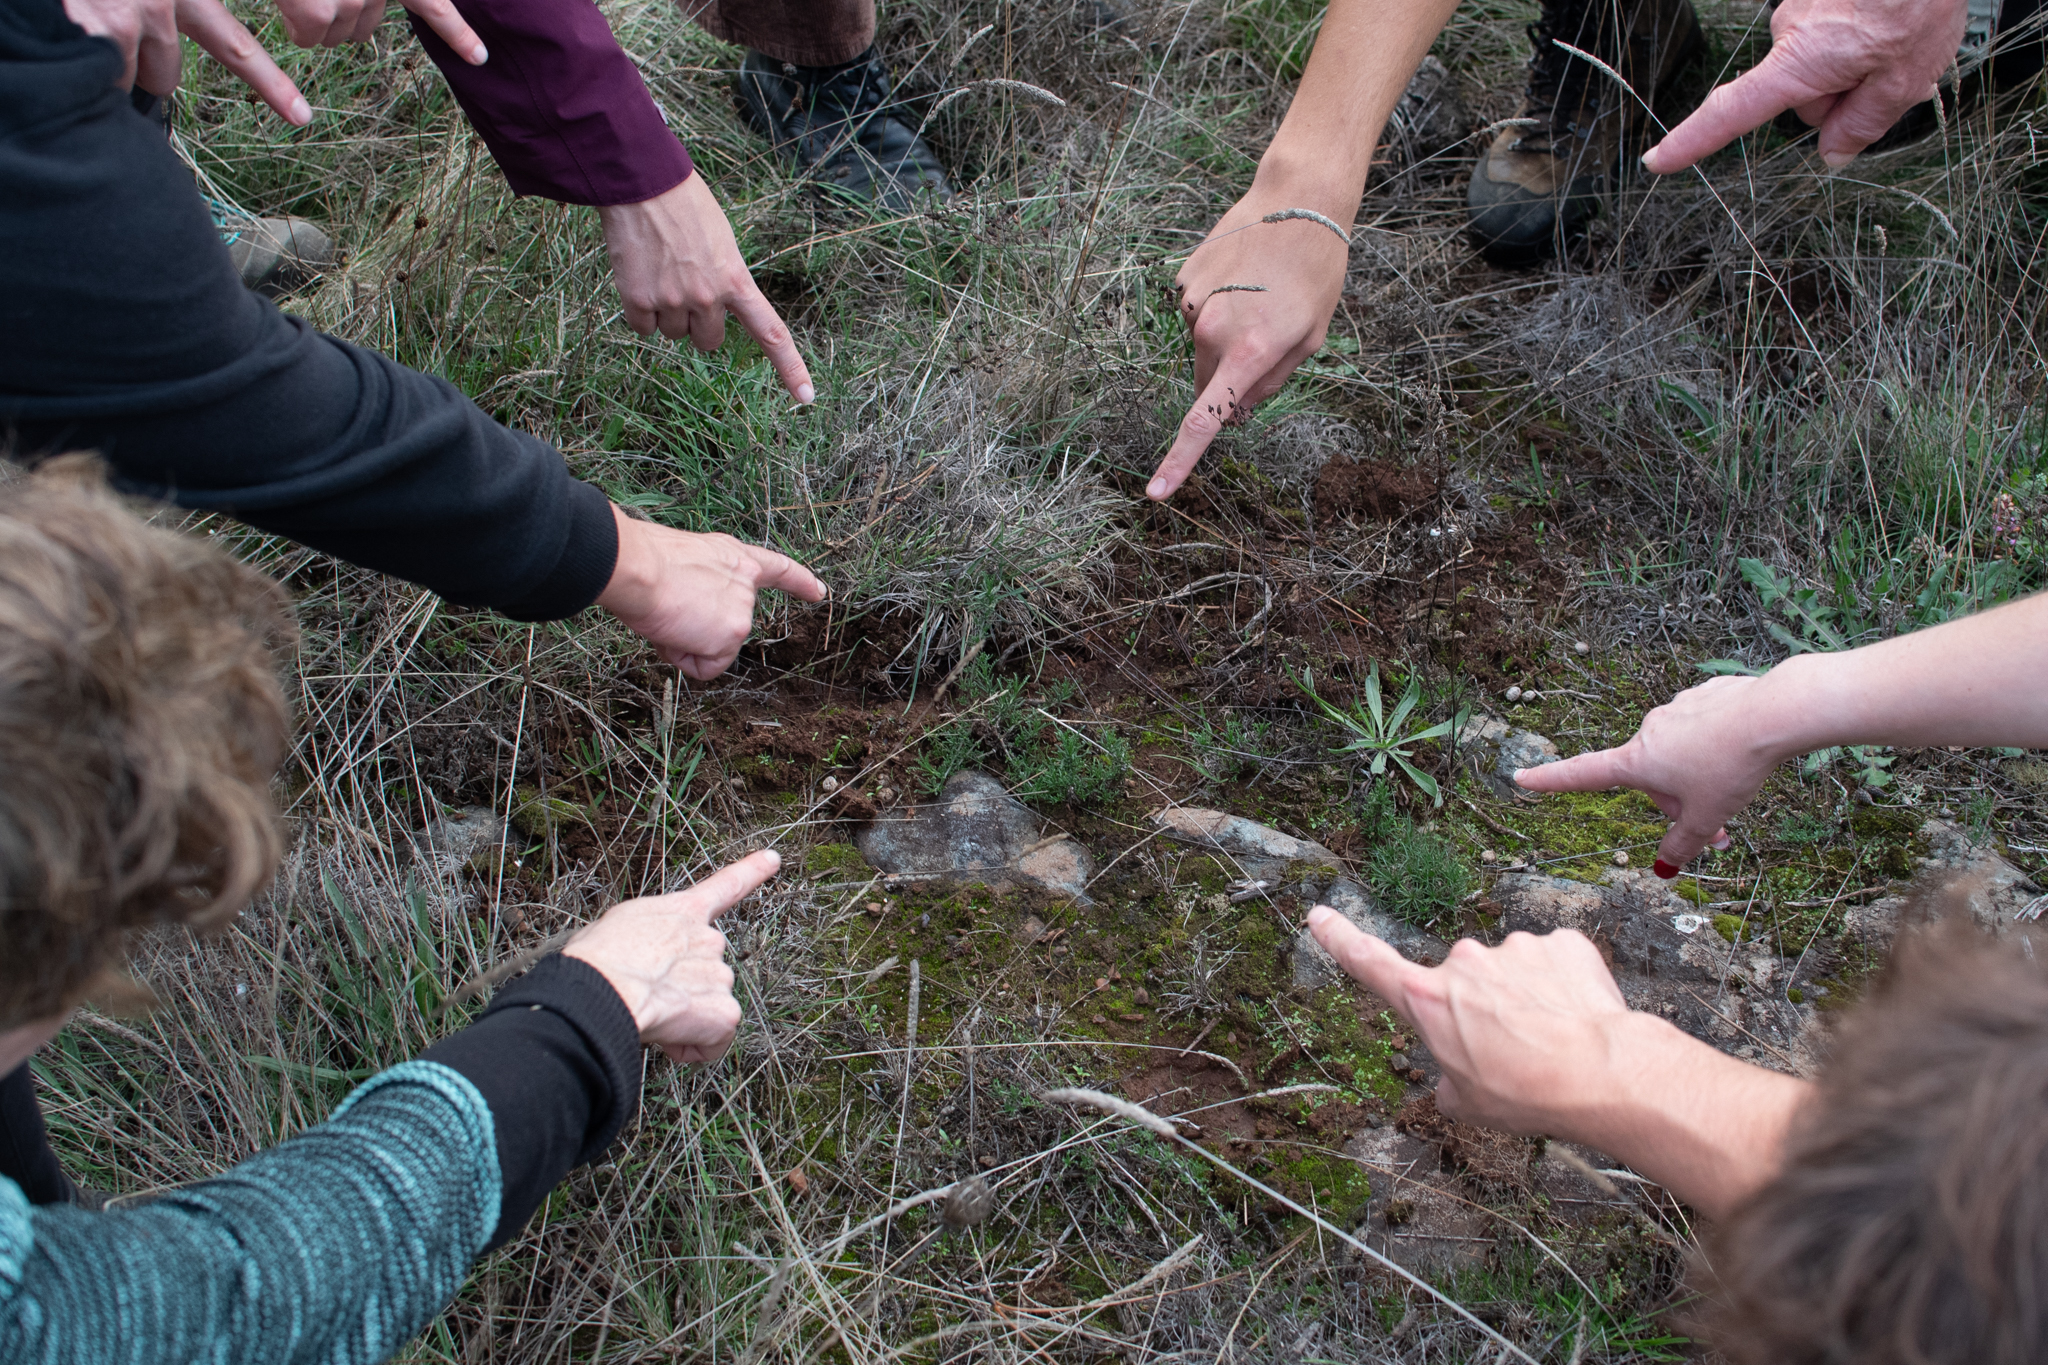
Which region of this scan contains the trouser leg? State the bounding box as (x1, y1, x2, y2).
(0, 1065, 77, 1207)
(676, 0, 876, 68)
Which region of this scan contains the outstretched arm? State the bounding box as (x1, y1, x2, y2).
(1307, 912, 1809, 1218)
(1517, 592, 2048, 873)
(1150, 0, 1461, 500)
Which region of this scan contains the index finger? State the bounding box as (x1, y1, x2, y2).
(1641, 53, 1823, 174)
(668, 849, 783, 924)
(177, 0, 310, 124)
(1307, 907, 1431, 1015)
(1147, 349, 1268, 500)
(742, 544, 828, 603)
(728, 286, 816, 405)
(1511, 747, 1632, 793)
(401, 0, 487, 64)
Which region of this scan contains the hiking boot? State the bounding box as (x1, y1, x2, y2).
(734, 46, 953, 210)
(210, 202, 336, 298)
(1467, 0, 1705, 267)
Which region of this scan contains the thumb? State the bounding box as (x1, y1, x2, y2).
(1148, 351, 1265, 500)
(402, 0, 487, 64)
(669, 849, 783, 923)
(1307, 907, 1430, 1013)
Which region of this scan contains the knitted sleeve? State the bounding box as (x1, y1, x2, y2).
(0, 1060, 500, 1365)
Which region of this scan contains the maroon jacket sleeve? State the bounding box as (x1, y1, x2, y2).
(409, 0, 693, 207)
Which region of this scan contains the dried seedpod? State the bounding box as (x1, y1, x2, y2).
(941, 1174, 995, 1228)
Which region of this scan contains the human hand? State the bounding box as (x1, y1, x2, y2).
(595, 506, 827, 680)
(1513, 673, 1778, 875)
(1149, 183, 1350, 500)
(564, 849, 779, 1062)
(271, 0, 486, 65)
(1307, 912, 1635, 1134)
(64, 0, 311, 124)
(597, 174, 814, 404)
(1642, 0, 1969, 172)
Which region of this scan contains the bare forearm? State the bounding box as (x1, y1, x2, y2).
(1753, 592, 2048, 758)
(1255, 0, 1462, 221)
(1567, 1014, 1810, 1218)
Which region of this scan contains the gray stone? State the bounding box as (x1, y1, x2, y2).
(1292, 877, 1449, 988)
(1841, 819, 2047, 949)
(856, 770, 1095, 903)
(1455, 713, 1560, 800)
(1150, 807, 1340, 884)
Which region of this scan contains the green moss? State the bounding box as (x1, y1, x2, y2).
(1787, 987, 1805, 1004)
(1850, 807, 1922, 839)
(1712, 913, 1745, 944)
(1672, 879, 1710, 905)
(803, 842, 868, 877)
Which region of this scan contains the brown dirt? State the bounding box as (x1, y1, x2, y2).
(1394, 1092, 1534, 1193)
(1310, 456, 1441, 525)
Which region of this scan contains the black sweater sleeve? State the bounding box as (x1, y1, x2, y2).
(0, 0, 618, 622)
(420, 954, 643, 1250)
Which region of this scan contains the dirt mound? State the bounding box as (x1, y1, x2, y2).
(1311, 456, 1439, 523)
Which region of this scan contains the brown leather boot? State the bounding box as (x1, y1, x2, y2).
(1467, 0, 1704, 267)
(216, 210, 336, 299)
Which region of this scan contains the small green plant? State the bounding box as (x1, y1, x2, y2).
(1801, 743, 1895, 789)
(1293, 662, 1465, 807)
(912, 656, 1129, 804)
(1368, 821, 1470, 927)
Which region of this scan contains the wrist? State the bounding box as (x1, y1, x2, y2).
(1750, 651, 1851, 762)
(562, 937, 653, 1033)
(594, 506, 655, 619)
(1248, 143, 1367, 224)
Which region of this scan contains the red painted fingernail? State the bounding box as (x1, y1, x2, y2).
(1653, 859, 1680, 880)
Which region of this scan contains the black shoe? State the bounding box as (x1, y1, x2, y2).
(1772, 0, 2045, 153)
(1467, 0, 1704, 267)
(734, 46, 953, 210)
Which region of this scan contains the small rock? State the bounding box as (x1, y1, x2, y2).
(1134, 987, 1151, 1005)
(865, 900, 885, 917)
(875, 787, 897, 805)
(1388, 1051, 1411, 1071)
(786, 1167, 810, 1196)
(1574, 640, 1591, 655)
(728, 776, 746, 789)
(1292, 878, 1449, 987)
(1149, 807, 1340, 883)
(1019, 915, 1047, 944)
(821, 775, 840, 793)
(1504, 685, 1522, 702)
(1091, 1013, 1107, 1024)
(855, 771, 1094, 902)
(1456, 713, 1562, 801)
(1613, 850, 1630, 867)
(1523, 689, 1542, 702)
(1480, 849, 1497, 865)
(1095, 977, 1110, 990)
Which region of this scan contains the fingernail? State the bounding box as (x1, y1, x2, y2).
(471, 43, 489, 62)
(289, 96, 311, 125)
(1146, 478, 1168, 499)
(1639, 148, 1659, 173)
(796, 382, 815, 404)
(760, 849, 782, 869)
(1711, 833, 1733, 852)
(1653, 859, 1680, 880)
(1822, 151, 1854, 170)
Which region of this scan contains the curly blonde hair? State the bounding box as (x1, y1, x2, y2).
(0, 458, 292, 1028)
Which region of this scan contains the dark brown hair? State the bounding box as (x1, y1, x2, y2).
(0, 458, 292, 1028)
(1705, 900, 2048, 1364)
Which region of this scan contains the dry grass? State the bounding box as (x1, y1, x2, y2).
(29, 0, 2048, 1359)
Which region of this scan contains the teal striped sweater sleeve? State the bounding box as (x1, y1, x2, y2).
(0, 1059, 501, 1365)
